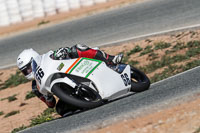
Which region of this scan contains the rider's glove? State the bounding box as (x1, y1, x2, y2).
(32, 80, 43, 98)
(53, 47, 71, 60)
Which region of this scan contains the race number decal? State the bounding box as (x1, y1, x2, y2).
(121, 73, 131, 86)
(35, 67, 44, 84)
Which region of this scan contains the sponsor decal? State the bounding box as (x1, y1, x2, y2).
(75, 60, 90, 73)
(57, 63, 64, 71)
(66, 58, 102, 78)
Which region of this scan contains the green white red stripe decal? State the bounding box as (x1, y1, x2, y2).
(65, 58, 81, 73)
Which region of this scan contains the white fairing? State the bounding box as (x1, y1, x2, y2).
(33, 51, 131, 100)
(88, 63, 131, 99)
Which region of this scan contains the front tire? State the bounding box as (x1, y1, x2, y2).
(52, 83, 103, 109)
(130, 66, 150, 92)
(56, 100, 78, 117)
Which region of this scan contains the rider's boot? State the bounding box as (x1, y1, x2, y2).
(96, 50, 124, 65)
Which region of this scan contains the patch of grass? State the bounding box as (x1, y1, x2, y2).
(127, 45, 143, 56)
(194, 127, 200, 133)
(11, 108, 56, 133)
(8, 94, 17, 102)
(164, 50, 171, 55)
(0, 97, 6, 101)
(0, 111, 4, 116)
(25, 91, 36, 100)
(148, 52, 159, 61)
(43, 108, 56, 116)
(145, 39, 152, 43)
(140, 45, 153, 56)
(140, 55, 189, 73)
(154, 42, 171, 50)
(173, 42, 186, 50)
(30, 113, 54, 126)
(1, 94, 18, 102)
(139, 60, 161, 73)
(150, 65, 182, 83)
(0, 71, 29, 91)
(168, 55, 189, 63)
(30, 114, 52, 126)
(190, 31, 197, 38)
(175, 33, 182, 38)
(19, 103, 28, 107)
(166, 41, 200, 57)
(186, 47, 200, 57)
(165, 42, 186, 54)
(38, 20, 50, 26)
(129, 60, 139, 66)
(122, 53, 129, 63)
(164, 50, 170, 55)
(4, 110, 20, 118)
(30, 108, 56, 126)
(186, 40, 200, 48)
(11, 125, 29, 133)
(181, 60, 200, 71)
(150, 60, 200, 83)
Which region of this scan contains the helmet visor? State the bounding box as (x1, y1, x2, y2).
(20, 61, 32, 76)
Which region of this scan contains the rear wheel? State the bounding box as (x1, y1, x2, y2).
(130, 66, 150, 92)
(52, 83, 103, 109)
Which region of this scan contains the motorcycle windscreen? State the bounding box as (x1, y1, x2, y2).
(32, 59, 38, 74)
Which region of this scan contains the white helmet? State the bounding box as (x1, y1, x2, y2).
(17, 48, 39, 80)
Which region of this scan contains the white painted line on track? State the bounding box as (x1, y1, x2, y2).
(1, 23, 200, 70)
(0, 63, 16, 69)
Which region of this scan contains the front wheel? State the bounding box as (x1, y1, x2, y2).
(52, 83, 103, 109)
(130, 66, 150, 92)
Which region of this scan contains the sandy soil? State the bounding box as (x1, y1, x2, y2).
(1, 0, 200, 133)
(0, 77, 47, 133)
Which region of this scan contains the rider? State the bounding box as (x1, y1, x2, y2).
(17, 44, 123, 116)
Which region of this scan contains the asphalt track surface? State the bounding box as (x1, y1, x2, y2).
(1, 0, 200, 68)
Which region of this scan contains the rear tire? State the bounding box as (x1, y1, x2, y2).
(130, 66, 150, 92)
(52, 83, 103, 109)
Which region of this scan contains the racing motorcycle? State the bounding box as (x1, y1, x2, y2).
(32, 51, 150, 110)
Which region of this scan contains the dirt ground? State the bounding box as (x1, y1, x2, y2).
(0, 68, 47, 133)
(1, 0, 200, 133)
